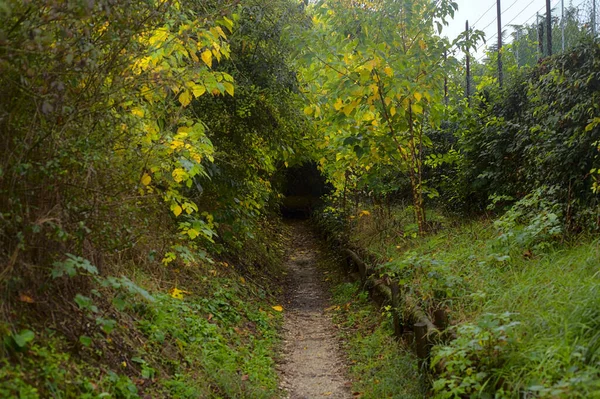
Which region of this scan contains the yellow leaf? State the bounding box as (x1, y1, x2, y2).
(192, 85, 206, 98)
(169, 287, 190, 300)
(201, 50, 213, 68)
(223, 82, 234, 96)
(333, 98, 343, 111)
(179, 90, 192, 107)
(172, 205, 182, 217)
(342, 103, 355, 116)
(272, 305, 283, 312)
(187, 228, 199, 239)
(362, 111, 375, 121)
(239, 277, 246, 284)
(131, 107, 145, 118)
(172, 168, 188, 182)
(411, 103, 423, 115)
(304, 106, 313, 116)
(414, 92, 423, 102)
(384, 66, 394, 77)
(140, 173, 151, 186)
(18, 294, 34, 303)
(359, 210, 371, 217)
(390, 106, 397, 117)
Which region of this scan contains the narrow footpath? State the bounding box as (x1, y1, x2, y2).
(278, 221, 351, 399)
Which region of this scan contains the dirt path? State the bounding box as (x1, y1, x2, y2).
(278, 221, 351, 399)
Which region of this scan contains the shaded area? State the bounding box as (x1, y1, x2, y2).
(281, 162, 331, 219)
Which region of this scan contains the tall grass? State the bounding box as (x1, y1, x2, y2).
(344, 204, 600, 397)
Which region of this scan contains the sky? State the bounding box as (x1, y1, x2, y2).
(442, 0, 588, 59)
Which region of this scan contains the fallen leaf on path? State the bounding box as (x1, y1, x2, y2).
(272, 305, 283, 312)
(18, 294, 34, 303)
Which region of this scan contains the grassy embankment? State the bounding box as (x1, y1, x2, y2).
(320, 203, 600, 398)
(1, 222, 287, 399)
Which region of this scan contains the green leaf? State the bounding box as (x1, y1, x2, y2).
(112, 296, 127, 311)
(13, 330, 35, 348)
(74, 294, 98, 313)
(79, 335, 92, 347)
(98, 318, 117, 334)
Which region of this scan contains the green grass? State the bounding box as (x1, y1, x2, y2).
(328, 281, 424, 399)
(340, 205, 600, 398)
(0, 273, 283, 398)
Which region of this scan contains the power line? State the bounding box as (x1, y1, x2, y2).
(472, 1, 497, 27)
(476, 0, 549, 55)
(475, 0, 571, 62)
(476, 0, 529, 32)
(502, 0, 523, 19)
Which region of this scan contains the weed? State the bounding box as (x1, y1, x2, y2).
(330, 282, 424, 399)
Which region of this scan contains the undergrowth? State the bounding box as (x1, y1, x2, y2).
(318, 197, 600, 398)
(0, 221, 287, 398)
(328, 279, 423, 398)
(0, 271, 283, 398)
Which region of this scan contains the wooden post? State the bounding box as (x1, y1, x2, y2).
(414, 322, 430, 368)
(343, 249, 368, 282)
(433, 308, 448, 331)
(546, 0, 553, 56)
(496, 0, 503, 87)
(390, 280, 404, 338)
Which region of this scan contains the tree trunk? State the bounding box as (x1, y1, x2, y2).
(407, 107, 426, 236)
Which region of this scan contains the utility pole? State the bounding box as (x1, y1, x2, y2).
(538, 13, 544, 58)
(546, 0, 552, 56)
(561, 0, 565, 51)
(516, 29, 520, 67)
(593, 0, 597, 37)
(497, 0, 503, 87)
(465, 20, 471, 103)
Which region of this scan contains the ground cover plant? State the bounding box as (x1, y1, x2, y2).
(316, 200, 600, 398)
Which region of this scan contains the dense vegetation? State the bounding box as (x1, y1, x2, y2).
(1, 0, 600, 397)
(0, 0, 305, 397)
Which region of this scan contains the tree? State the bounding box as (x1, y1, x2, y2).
(297, 0, 468, 234)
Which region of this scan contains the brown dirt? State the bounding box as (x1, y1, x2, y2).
(278, 220, 351, 399)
